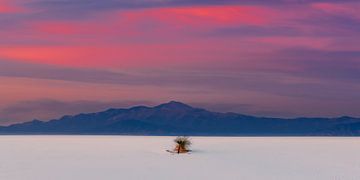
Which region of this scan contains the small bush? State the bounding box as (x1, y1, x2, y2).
(174, 136, 191, 153)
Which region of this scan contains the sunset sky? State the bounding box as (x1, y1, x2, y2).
(0, 0, 359, 125)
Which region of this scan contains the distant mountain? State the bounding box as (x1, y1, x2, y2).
(0, 101, 360, 136)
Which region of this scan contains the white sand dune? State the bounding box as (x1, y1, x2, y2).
(0, 136, 359, 180)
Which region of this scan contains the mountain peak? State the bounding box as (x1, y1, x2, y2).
(155, 101, 193, 109)
(1, 101, 360, 135)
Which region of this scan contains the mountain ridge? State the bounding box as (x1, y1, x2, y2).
(1, 101, 360, 136)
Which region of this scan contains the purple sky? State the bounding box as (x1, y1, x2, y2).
(0, 0, 359, 125)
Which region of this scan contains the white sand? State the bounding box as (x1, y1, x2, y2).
(0, 136, 359, 180)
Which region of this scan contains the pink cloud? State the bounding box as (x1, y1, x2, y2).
(0, 44, 204, 68)
(28, 5, 277, 39)
(0, 45, 133, 68)
(311, 2, 360, 19)
(32, 22, 83, 35)
(120, 5, 277, 28)
(0, 38, 273, 70)
(1, 3, 357, 74)
(0, 0, 26, 13)
(255, 36, 333, 50)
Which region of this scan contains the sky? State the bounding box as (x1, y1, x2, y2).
(0, 0, 359, 125)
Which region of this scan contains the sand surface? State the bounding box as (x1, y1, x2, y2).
(0, 136, 359, 180)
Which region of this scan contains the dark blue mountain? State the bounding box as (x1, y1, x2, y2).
(0, 101, 359, 136)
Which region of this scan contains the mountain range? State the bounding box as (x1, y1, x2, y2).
(0, 101, 359, 136)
